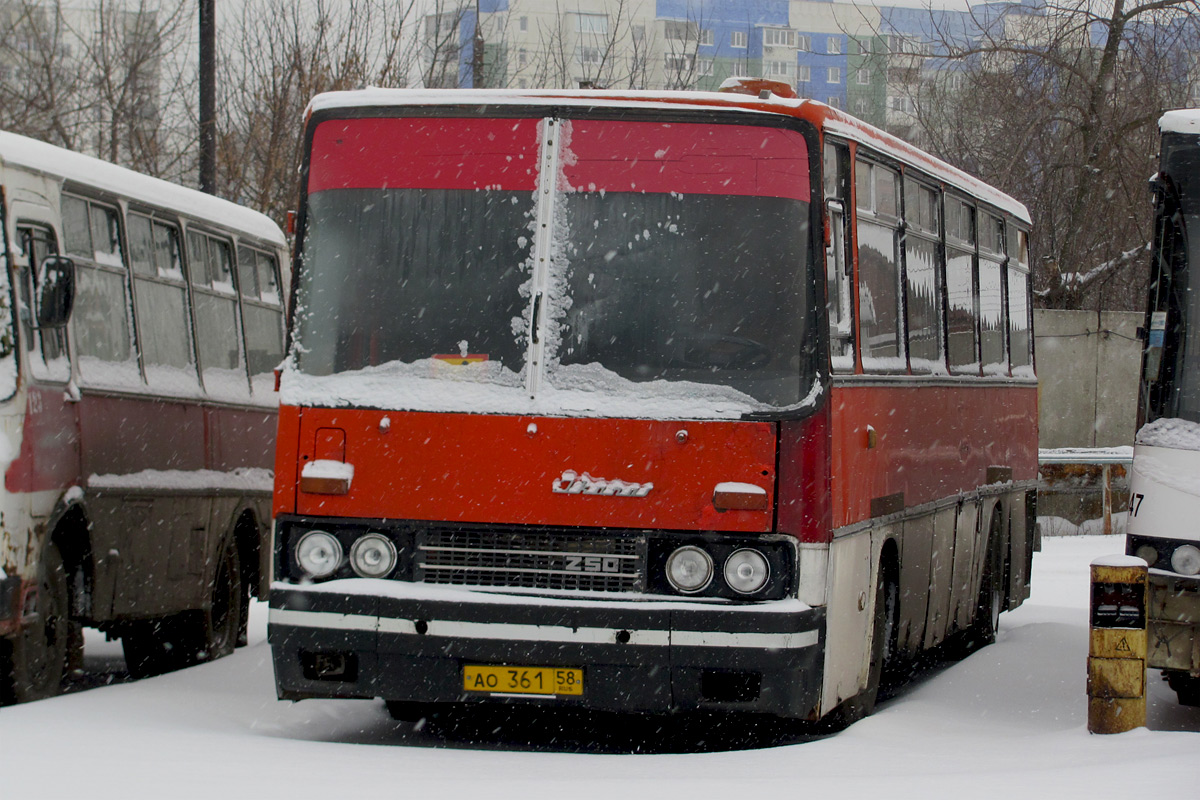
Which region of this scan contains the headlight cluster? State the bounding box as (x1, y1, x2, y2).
(295, 529, 397, 580)
(664, 544, 771, 596)
(1130, 537, 1200, 577)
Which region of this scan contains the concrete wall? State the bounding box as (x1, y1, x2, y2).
(1034, 309, 1142, 449)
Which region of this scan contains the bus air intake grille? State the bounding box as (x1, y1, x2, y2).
(415, 529, 645, 593)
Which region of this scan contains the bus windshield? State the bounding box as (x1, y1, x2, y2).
(1151, 132, 1200, 422)
(294, 114, 817, 416)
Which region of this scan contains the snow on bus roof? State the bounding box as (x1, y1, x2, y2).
(0, 130, 285, 246)
(306, 87, 1030, 224)
(1160, 109, 1200, 135)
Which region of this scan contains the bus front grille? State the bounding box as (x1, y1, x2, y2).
(415, 528, 645, 593)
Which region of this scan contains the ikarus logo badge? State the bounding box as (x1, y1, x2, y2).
(552, 470, 653, 497)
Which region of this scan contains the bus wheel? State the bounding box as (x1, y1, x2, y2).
(187, 538, 242, 663)
(1166, 672, 1200, 707)
(123, 541, 242, 677)
(1, 543, 70, 703)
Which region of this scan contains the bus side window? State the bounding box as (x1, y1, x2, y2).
(238, 247, 285, 395)
(1008, 227, 1033, 376)
(903, 179, 943, 373)
(856, 158, 904, 371)
(189, 230, 247, 398)
(130, 213, 197, 389)
(66, 195, 136, 383)
(824, 142, 854, 372)
(16, 223, 70, 383)
(946, 197, 979, 374)
(979, 213, 1006, 375)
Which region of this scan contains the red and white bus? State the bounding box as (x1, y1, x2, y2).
(0, 131, 288, 702)
(269, 82, 1037, 723)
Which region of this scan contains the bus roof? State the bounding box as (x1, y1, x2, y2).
(306, 88, 1031, 225)
(0, 130, 285, 247)
(1160, 109, 1200, 136)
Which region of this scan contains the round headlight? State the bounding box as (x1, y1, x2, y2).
(1170, 544, 1200, 576)
(295, 530, 342, 579)
(665, 546, 714, 594)
(724, 548, 770, 594)
(350, 533, 397, 578)
(1135, 544, 1159, 567)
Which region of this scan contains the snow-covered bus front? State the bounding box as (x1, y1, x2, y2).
(269, 86, 1037, 724)
(1128, 109, 1200, 706)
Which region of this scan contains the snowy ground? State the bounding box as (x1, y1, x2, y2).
(2, 535, 1197, 799)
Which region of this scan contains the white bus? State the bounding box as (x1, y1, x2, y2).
(0, 131, 288, 702)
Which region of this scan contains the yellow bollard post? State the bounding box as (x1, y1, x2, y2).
(1088, 555, 1148, 734)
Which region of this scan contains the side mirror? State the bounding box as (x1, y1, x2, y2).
(36, 255, 76, 328)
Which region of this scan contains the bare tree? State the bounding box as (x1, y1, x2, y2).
(216, 0, 419, 224)
(904, 0, 1200, 311)
(0, 0, 192, 179)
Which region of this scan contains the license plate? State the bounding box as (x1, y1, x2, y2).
(462, 664, 583, 696)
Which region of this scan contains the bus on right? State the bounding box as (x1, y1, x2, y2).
(1128, 108, 1200, 707)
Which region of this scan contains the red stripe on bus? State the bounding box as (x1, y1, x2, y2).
(562, 120, 810, 200)
(307, 117, 542, 193)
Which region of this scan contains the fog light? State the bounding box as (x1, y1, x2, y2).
(350, 533, 397, 578)
(1135, 544, 1158, 567)
(1170, 544, 1200, 576)
(295, 530, 342, 579)
(666, 546, 714, 594)
(724, 548, 770, 594)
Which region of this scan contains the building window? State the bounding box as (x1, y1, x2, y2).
(764, 28, 794, 48)
(827, 67, 841, 83)
(827, 96, 841, 109)
(797, 64, 811, 82)
(857, 68, 870, 85)
(665, 19, 698, 42)
(796, 34, 811, 52)
(731, 30, 747, 48)
(828, 36, 841, 54)
(518, 48, 527, 67)
(854, 97, 870, 115)
(576, 13, 608, 35)
(699, 29, 714, 46)
(519, 16, 527, 32)
(766, 60, 794, 79)
(577, 46, 602, 66)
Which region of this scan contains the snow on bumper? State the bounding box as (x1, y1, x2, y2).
(268, 580, 826, 717)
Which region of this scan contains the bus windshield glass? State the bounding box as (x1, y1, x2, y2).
(294, 114, 816, 416)
(1154, 132, 1200, 422)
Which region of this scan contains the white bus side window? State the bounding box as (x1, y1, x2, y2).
(824, 142, 854, 372)
(130, 213, 197, 390)
(16, 224, 69, 383)
(237, 247, 285, 396)
(66, 195, 137, 386)
(188, 230, 247, 398)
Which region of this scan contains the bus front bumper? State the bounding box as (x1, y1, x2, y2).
(268, 582, 826, 719)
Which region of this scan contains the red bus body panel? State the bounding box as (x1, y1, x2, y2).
(274, 405, 777, 533)
(829, 384, 1038, 528)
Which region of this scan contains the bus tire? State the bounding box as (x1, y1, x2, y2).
(1166, 672, 1200, 707)
(123, 540, 242, 676)
(187, 537, 242, 663)
(0, 542, 70, 704)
